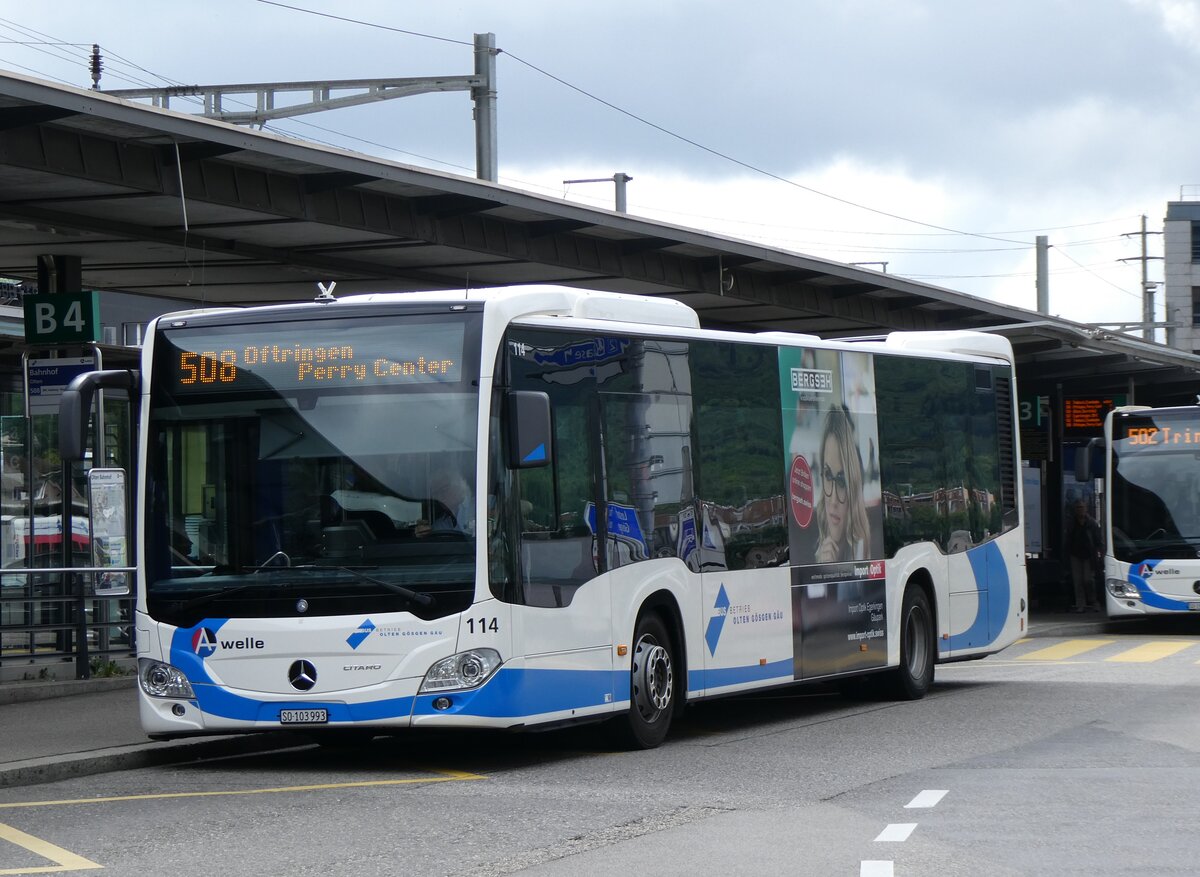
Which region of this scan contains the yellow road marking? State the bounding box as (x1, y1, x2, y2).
(1015, 639, 1115, 661)
(1106, 641, 1194, 663)
(0, 769, 484, 810)
(0, 821, 101, 873)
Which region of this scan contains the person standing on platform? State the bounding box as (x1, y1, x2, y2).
(1066, 500, 1102, 612)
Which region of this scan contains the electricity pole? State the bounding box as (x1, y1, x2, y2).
(1036, 235, 1049, 314)
(1119, 215, 1163, 341)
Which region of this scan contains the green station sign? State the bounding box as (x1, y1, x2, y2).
(23, 291, 100, 344)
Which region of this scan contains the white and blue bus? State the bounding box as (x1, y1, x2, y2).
(61, 287, 1027, 748)
(1078, 404, 1200, 618)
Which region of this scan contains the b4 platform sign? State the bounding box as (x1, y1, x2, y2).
(23, 291, 100, 345)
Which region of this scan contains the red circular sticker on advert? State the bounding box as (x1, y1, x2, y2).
(789, 455, 814, 529)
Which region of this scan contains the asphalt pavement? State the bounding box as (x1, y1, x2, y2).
(0, 607, 1112, 789)
(0, 675, 296, 789)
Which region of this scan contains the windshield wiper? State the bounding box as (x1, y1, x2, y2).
(173, 581, 276, 615)
(257, 551, 290, 570)
(167, 561, 333, 615)
(328, 565, 435, 608)
(167, 563, 435, 616)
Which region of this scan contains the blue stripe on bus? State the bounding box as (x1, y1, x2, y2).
(186, 686, 417, 723)
(688, 659, 793, 693)
(169, 625, 629, 723)
(189, 668, 625, 723)
(1128, 561, 1191, 610)
(187, 659, 798, 724)
(942, 541, 1010, 653)
(166, 629, 804, 723)
(413, 667, 628, 718)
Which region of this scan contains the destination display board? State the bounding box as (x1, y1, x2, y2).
(158, 319, 466, 394)
(1116, 411, 1200, 450)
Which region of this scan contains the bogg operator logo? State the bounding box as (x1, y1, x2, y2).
(347, 618, 376, 650)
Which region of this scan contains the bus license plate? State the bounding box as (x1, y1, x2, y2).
(1190, 603, 1200, 612)
(279, 708, 328, 724)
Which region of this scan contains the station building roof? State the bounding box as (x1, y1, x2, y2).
(0, 70, 1196, 403)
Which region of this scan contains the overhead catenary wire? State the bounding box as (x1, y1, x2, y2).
(248, 0, 1034, 246)
(0, 5, 1144, 256)
(254, 0, 473, 46)
(514, 173, 1139, 243)
(247, 0, 1166, 313)
(1053, 245, 1142, 300)
(0, 6, 1159, 314)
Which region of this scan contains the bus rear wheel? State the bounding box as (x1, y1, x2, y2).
(615, 612, 676, 749)
(881, 585, 935, 700)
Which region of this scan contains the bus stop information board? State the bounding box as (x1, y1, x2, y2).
(1063, 395, 1125, 436)
(26, 357, 95, 416)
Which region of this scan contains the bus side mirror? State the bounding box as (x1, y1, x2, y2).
(1075, 437, 1104, 482)
(59, 370, 138, 462)
(506, 390, 552, 469)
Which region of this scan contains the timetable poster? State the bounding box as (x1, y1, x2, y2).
(778, 347, 887, 678)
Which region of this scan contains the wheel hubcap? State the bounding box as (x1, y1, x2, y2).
(632, 635, 673, 719)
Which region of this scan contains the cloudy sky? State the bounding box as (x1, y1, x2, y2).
(1, 0, 1196, 332)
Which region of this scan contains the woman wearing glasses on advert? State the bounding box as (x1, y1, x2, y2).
(814, 405, 871, 564)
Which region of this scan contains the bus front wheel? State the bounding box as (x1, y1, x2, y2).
(616, 612, 676, 749)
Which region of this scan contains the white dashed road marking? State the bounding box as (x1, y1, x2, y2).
(860, 862, 894, 877)
(874, 823, 917, 843)
(905, 789, 948, 809)
(861, 790, 948, 873)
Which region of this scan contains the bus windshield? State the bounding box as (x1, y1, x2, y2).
(1111, 411, 1200, 563)
(145, 311, 481, 626)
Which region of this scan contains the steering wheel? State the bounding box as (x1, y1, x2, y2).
(416, 500, 466, 539)
(424, 530, 466, 541)
(426, 499, 456, 527)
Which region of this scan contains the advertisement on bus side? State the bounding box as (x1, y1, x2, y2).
(779, 347, 888, 678)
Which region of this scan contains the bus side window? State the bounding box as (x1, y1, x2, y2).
(600, 390, 694, 569)
(690, 339, 786, 571)
(517, 396, 596, 604)
(517, 468, 554, 533)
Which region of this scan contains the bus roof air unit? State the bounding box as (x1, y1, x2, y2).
(565, 290, 699, 329)
(883, 330, 1014, 362)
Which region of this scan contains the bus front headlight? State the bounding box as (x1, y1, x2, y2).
(419, 649, 501, 693)
(1106, 578, 1140, 599)
(139, 658, 195, 699)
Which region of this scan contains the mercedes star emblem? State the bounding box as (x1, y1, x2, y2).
(288, 660, 317, 691)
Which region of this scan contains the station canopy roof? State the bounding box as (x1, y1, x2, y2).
(0, 70, 1197, 401)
